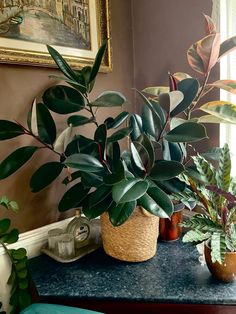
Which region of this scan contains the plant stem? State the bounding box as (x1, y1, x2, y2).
(84, 94, 99, 127)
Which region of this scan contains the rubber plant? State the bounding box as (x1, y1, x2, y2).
(0, 197, 31, 314)
(174, 144, 236, 264)
(0, 41, 191, 227)
(136, 14, 236, 163)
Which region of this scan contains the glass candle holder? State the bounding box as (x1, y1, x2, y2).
(48, 228, 63, 252)
(57, 233, 75, 259)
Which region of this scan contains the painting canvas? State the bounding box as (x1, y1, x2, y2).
(0, 0, 111, 71)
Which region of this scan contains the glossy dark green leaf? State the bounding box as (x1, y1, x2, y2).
(67, 115, 94, 127)
(138, 186, 173, 218)
(43, 85, 85, 114)
(0, 120, 24, 140)
(142, 105, 161, 139)
(150, 160, 184, 181)
(47, 45, 78, 81)
(164, 122, 207, 142)
(81, 172, 103, 188)
(110, 111, 129, 129)
(0, 218, 10, 235)
(88, 185, 111, 208)
(106, 142, 121, 166)
(168, 142, 183, 162)
(155, 178, 186, 194)
(112, 178, 148, 204)
(58, 182, 89, 212)
(36, 103, 56, 144)
(64, 153, 103, 172)
(109, 200, 136, 226)
(91, 91, 126, 107)
(133, 140, 152, 173)
(81, 66, 92, 86)
(137, 134, 155, 170)
(103, 160, 125, 185)
(62, 170, 81, 185)
(94, 124, 107, 159)
(150, 99, 166, 126)
(104, 117, 114, 129)
(0, 146, 38, 179)
(130, 142, 145, 171)
(107, 127, 132, 143)
(49, 74, 87, 94)
(18, 278, 29, 290)
(89, 41, 107, 83)
(129, 114, 143, 141)
(83, 193, 113, 219)
(1, 229, 19, 244)
(170, 78, 199, 117)
(30, 162, 64, 192)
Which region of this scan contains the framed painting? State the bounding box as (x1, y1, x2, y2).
(0, 0, 112, 72)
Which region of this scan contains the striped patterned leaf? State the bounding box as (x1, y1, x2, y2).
(218, 143, 231, 192)
(211, 232, 226, 264)
(192, 155, 217, 185)
(182, 230, 211, 243)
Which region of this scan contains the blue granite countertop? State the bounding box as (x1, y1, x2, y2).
(28, 241, 236, 305)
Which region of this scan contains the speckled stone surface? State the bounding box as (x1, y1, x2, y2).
(28, 241, 236, 305)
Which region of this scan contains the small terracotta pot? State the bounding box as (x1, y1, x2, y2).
(204, 242, 236, 282)
(159, 203, 184, 242)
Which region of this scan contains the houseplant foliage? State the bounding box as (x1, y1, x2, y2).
(0, 40, 200, 228)
(0, 198, 31, 314)
(177, 144, 236, 267)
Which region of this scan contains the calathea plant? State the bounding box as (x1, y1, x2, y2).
(176, 144, 236, 264)
(0, 197, 31, 314)
(0, 41, 190, 227)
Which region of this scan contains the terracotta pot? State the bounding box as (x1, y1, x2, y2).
(101, 207, 159, 262)
(204, 242, 236, 282)
(159, 203, 184, 242)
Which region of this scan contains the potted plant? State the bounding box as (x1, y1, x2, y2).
(0, 41, 192, 262)
(177, 143, 236, 282)
(0, 197, 31, 314)
(135, 14, 236, 241)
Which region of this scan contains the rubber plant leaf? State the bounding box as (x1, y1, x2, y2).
(203, 14, 217, 35)
(91, 91, 126, 107)
(47, 45, 79, 82)
(49, 74, 87, 93)
(159, 91, 183, 113)
(0, 146, 38, 179)
(142, 105, 162, 139)
(67, 115, 94, 127)
(150, 160, 184, 181)
(109, 111, 129, 129)
(130, 142, 145, 171)
(138, 186, 173, 218)
(197, 115, 232, 124)
(219, 35, 236, 58)
(94, 124, 107, 160)
(200, 101, 236, 124)
(64, 153, 103, 172)
(173, 72, 192, 81)
(209, 80, 236, 95)
(109, 200, 136, 226)
(103, 160, 125, 185)
(0, 120, 24, 140)
(89, 40, 107, 83)
(142, 86, 169, 96)
(112, 178, 149, 204)
(129, 114, 143, 141)
(107, 127, 132, 143)
(43, 85, 85, 114)
(136, 134, 155, 171)
(58, 182, 89, 212)
(36, 103, 57, 144)
(187, 33, 220, 75)
(30, 162, 64, 192)
(133, 140, 151, 173)
(170, 78, 199, 117)
(83, 193, 113, 219)
(164, 122, 207, 142)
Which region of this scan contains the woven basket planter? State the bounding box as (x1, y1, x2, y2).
(101, 207, 159, 262)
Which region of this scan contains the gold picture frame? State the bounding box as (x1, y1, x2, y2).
(0, 0, 112, 72)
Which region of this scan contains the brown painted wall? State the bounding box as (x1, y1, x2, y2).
(0, 0, 134, 232)
(131, 0, 220, 151)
